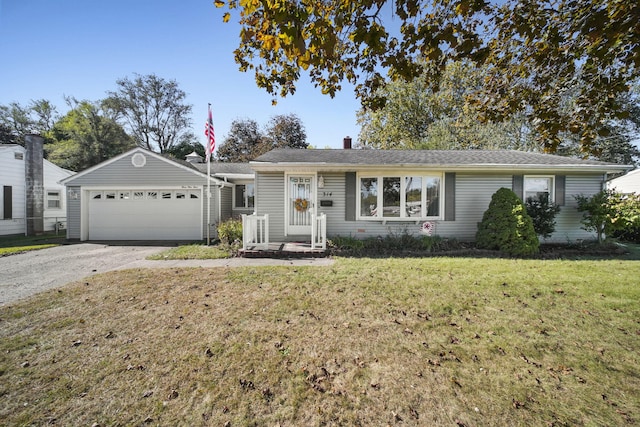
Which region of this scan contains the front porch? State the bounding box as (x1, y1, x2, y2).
(239, 241, 327, 258)
(240, 213, 328, 258)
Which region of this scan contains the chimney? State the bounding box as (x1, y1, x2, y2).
(25, 134, 44, 236)
(343, 136, 352, 149)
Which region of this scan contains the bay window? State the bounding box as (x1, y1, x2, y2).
(359, 173, 442, 220)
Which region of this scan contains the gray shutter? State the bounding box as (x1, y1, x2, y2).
(555, 175, 566, 206)
(3, 186, 12, 219)
(512, 175, 524, 200)
(345, 172, 356, 221)
(444, 172, 455, 221)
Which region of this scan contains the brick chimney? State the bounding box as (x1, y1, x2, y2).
(25, 134, 44, 236)
(343, 136, 352, 149)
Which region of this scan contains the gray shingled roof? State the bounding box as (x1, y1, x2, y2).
(192, 162, 254, 175)
(252, 148, 628, 168)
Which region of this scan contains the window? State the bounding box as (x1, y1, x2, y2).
(162, 192, 172, 199)
(47, 191, 61, 209)
(235, 183, 254, 208)
(91, 191, 102, 199)
(119, 191, 130, 200)
(147, 191, 158, 199)
(176, 192, 186, 199)
(105, 192, 116, 200)
(358, 174, 442, 220)
(524, 176, 554, 202)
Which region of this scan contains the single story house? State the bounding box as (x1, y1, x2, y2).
(246, 148, 631, 246)
(1, 143, 74, 236)
(60, 148, 251, 241)
(607, 169, 640, 194)
(61, 146, 631, 244)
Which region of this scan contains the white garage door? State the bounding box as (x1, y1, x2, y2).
(88, 189, 202, 240)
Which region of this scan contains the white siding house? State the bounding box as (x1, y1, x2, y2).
(0, 144, 74, 236)
(607, 169, 640, 194)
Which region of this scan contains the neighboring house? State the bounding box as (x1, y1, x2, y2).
(607, 169, 640, 194)
(61, 148, 244, 241)
(0, 144, 74, 236)
(247, 148, 631, 244)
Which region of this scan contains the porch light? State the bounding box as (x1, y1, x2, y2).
(318, 175, 325, 188)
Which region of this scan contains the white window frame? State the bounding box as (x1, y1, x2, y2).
(524, 175, 555, 203)
(233, 181, 255, 210)
(356, 172, 444, 221)
(46, 190, 62, 209)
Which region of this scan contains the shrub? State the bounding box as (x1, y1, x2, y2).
(217, 218, 243, 245)
(525, 194, 561, 239)
(576, 190, 640, 243)
(476, 187, 539, 256)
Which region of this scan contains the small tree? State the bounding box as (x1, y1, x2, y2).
(476, 188, 539, 256)
(575, 190, 614, 243)
(525, 194, 561, 239)
(576, 190, 640, 243)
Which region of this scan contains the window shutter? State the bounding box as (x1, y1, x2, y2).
(555, 175, 566, 206)
(444, 173, 455, 221)
(345, 172, 356, 221)
(512, 175, 524, 200)
(3, 186, 12, 219)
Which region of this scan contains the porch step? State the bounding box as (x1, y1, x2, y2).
(239, 242, 327, 258)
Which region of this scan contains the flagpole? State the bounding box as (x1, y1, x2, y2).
(207, 153, 211, 246)
(206, 103, 212, 246)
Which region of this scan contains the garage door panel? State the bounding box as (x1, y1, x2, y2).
(89, 190, 202, 240)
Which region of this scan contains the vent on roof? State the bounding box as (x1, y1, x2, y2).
(14, 152, 23, 160)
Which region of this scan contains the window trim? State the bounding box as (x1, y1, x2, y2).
(46, 189, 62, 210)
(233, 181, 255, 210)
(356, 172, 444, 221)
(523, 175, 555, 203)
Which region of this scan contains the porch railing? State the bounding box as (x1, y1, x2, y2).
(311, 213, 327, 250)
(242, 213, 269, 250)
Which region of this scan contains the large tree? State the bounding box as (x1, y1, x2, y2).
(47, 99, 134, 171)
(263, 113, 308, 149)
(216, 114, 308, 162)
(0, 100, 58, 144)
(215, 118, 265, 162)
(215, 0, 640, 154)
(357, 61, 539, 150)
(105, 73, 193, 153)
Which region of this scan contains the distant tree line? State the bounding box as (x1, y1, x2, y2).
(0, 74, 308, 171)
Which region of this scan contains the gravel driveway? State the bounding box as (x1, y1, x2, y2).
(0, 243, 167, 306)
(0, 243, 334, 306)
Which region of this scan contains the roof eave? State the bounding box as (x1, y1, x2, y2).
(249, 162, 632, 174)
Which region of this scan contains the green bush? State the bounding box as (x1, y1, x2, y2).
(576, 190, 640, 243)
(217, 218, 243, 245)
(476, 187, 539, 256)
(525, 193, 561, 239)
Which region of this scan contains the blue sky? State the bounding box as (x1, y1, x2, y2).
(0, 0, 361, 150)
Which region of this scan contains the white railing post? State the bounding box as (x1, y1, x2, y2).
(311, 213, 327, 250)
(242, 213, 269, 250)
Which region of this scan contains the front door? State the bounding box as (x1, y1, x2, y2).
(287, 175, 314, 235)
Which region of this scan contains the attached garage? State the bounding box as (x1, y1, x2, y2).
(62, 148, 231, 241)
(88, 189, 202, 240)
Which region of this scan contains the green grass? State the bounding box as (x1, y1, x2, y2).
(1, 257, 638, 426)
(0, 232, 65, 256)
(146, 243, 233, 260)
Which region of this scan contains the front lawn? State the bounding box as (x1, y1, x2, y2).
(0, 232, 65, 256)
(1, 257, 638, 426)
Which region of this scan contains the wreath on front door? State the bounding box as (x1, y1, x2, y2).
(294, 198, 309, 212)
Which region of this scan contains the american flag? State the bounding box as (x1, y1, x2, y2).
(205, 104, 215, 162)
